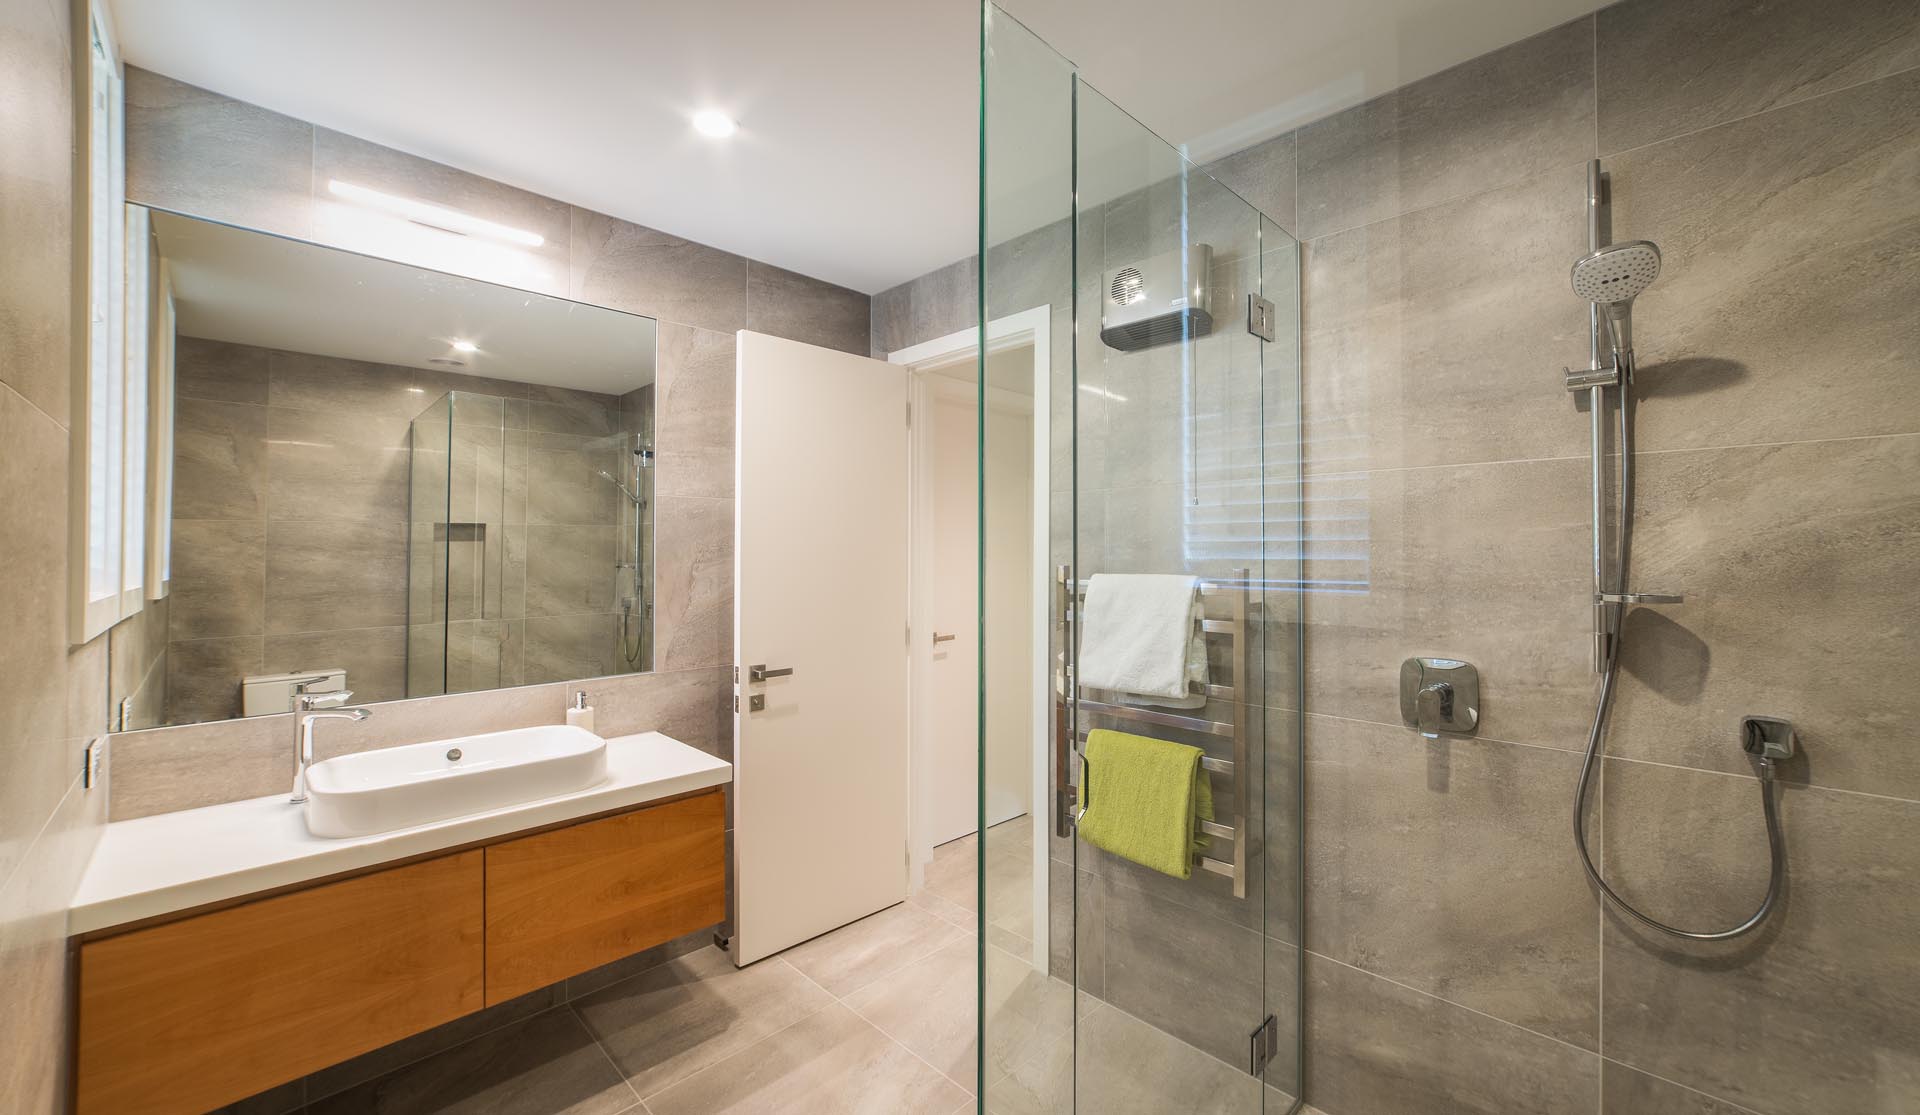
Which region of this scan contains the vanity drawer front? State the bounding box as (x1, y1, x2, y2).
(484, 790, 726, 1003)
(75, 849, 484, 1115)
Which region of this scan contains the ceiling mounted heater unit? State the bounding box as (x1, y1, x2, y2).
(1099, 244, 1214, 351)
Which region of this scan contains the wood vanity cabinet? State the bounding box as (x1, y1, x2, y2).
(72, 789, 726, 1115)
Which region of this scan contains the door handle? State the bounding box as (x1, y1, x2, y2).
(748, 664, 793, 682)
(932, 632, 957, 645)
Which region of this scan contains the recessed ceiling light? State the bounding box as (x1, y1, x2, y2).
(449, 339, 479, 353)
(326, 179, 545, 247)
(692, 110, 737, 139)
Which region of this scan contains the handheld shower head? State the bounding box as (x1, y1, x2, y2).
(1571, 240, 1660, 357)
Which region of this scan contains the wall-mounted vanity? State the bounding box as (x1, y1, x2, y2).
(69, 730, 727, 1115)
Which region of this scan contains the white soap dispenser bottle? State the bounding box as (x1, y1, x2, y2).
(566, 689, 596, 735)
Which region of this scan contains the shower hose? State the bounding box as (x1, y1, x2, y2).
(1569, 384, 1788, 941)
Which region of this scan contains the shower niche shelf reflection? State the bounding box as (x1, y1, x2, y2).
(116, 209, 659, 728)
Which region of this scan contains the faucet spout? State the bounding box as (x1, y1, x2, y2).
(291, 690, 372, 804)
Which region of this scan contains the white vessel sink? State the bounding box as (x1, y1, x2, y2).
(305, 724, 609, 838)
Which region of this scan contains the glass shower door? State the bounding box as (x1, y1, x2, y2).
(980, 4, 1305, 1111)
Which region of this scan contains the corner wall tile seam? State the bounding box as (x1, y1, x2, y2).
(0, 772, 88, 917)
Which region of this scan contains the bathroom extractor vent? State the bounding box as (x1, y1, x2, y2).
(1099, 245, 1214, 352)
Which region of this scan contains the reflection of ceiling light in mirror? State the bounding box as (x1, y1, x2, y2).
(326, 180, 545, 246)
(1079, 383, 1129, 403)
(449, 339, 478, 353)
(317, 203, 555, 291)
(692, 110, 737, 138)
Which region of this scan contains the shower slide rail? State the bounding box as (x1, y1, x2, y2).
(1053, 566, 1254, 898)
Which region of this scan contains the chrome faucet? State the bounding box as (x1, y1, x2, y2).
(290, 689, 371, 803)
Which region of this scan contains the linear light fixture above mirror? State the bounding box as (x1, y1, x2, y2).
(325, 179, 546, 247)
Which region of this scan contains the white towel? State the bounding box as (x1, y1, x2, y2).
(1078, 574, 1202, 701)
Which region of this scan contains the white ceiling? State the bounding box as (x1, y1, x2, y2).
(112, 0, 1603, 295)
(154, 211, 656, 394)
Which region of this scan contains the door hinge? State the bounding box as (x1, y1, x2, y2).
(1249, 1014, 1278, 1076)
(906, 399, 912, 426)
(732, 693, 740, 713)
(1247, 293, 1276, 342)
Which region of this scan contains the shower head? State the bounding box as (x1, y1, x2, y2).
(1571, 240, 1660, 357)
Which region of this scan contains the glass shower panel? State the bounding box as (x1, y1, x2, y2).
(980, 4, 1304, 1111)
(405, 391, 452, 697)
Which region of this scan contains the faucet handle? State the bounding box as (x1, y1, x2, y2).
(295, 689, 356, 711)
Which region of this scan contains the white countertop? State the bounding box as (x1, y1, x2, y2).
(69, 731, 731, 935)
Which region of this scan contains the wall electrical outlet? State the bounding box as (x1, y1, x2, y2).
(83, 738, 107, 790)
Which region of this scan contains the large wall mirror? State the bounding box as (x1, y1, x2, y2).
(125, 208, 657, 727)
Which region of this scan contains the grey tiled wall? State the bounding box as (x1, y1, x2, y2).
(109, 65, 869, 807)
(0, 0, 110, 1110)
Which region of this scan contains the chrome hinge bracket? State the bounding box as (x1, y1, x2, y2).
(1246, 294, 1276, 342)
(1249, 1014, 1278, 1076)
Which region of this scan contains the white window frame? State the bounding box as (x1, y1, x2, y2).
(70, 2, 148, 641)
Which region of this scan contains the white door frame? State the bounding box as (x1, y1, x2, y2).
(890, 305, 1050, 973)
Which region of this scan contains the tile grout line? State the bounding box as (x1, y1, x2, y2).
(1599, 1056, 1777, 1115)
(1596, 57, 1920, 162)
(633, 958, 844, 1105)
(1304, 709, 1920, 808)
(1307, 949, 1601, 1061)
(570, 1001, 648, 1111)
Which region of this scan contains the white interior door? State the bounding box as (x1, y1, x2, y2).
(733, 331, 909, 966)
(927, 390, 979, 846)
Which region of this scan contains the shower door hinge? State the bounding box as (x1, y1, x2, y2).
(1249, 1014, 1278, 1077)
(1246, 294, 1276, 343)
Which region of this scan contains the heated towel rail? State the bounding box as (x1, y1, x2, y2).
(1054, 565, 1255, 899)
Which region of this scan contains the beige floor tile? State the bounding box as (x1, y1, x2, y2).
(645, 1001, 970, 1115)
(572, 948, 834, 1099)
(779, 902, 966, 998)
(989, 1003, 1260, 1115)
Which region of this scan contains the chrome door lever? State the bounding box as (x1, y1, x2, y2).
(932, 632, 957, 645)
(748, 664, 793, 682)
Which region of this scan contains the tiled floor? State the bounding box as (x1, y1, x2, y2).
(264, 822, 1285, 1115)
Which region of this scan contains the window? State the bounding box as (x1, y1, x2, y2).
(71, 4, 149, 640)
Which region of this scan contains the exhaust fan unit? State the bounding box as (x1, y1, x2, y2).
(1100, 244, 1214, 351)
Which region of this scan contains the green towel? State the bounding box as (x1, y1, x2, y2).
(1076, 729, 1214, 879)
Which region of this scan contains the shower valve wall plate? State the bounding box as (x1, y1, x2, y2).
(1400, 658, 1480, 737)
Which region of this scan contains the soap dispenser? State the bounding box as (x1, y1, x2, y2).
(566, 690, 597, 735)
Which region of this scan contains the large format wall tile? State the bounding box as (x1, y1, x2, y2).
(165, 636, 264, 724)
(124, 68, 313, 239)
(174, 336, 270, 405)
(312, 127, 572, 297)
(171, 398, 267, 519)
(167, 520, 266, 640)
(745, 262, 871, 356)
(1600, 760, 1920, 1114)
(268, 350, 437, 421)
(523, 613, 618, 685)
(1302, 456, 1592, 751)
(1306, 715, 1598, 1046)
(264, 407, 410, 523)
(654, 324, 735, 500)
(1300, 165, 1591, 474)
(264, 519, 408, 634)
(652, 497, 732, 671)
(1608, 437, 1920, 799)
(1099, 873, 1265, 1066)
(1294, 17, 1595, 239)
(869, 255, 975, 358)
(570, 207, 747, 334)
(1305, 953, 1599, 1115)
(523, 524, 618, 619)
(0, 387, 80, 892)
(1597, 0, 1920, 154)
(1610, 70, 1920, 451)
(0, 0, 73, 426)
